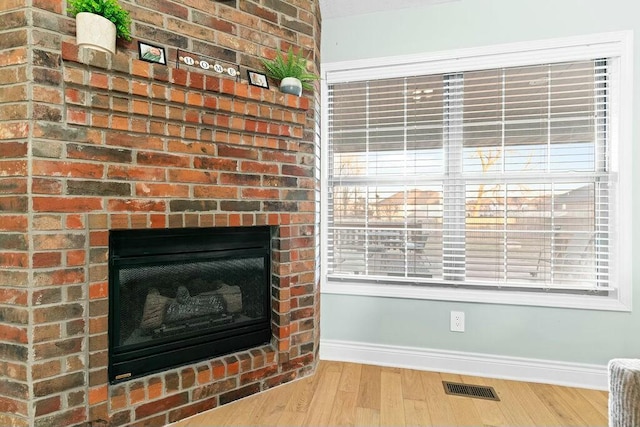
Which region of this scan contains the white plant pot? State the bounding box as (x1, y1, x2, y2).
(75, 12, 117, 55)
(280, 77, 303, 96)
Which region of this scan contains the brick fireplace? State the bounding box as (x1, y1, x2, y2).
(0, 1, 320, 426)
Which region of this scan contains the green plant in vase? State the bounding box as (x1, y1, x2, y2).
(68, 0, 132, 41)
(262, 47, 318, 96)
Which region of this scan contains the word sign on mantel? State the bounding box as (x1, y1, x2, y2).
(176, 49, 240, 80)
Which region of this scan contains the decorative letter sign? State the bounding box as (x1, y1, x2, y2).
(177, 49, 240, 80)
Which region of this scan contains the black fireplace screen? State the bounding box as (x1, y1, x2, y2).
(108, 226, 272, 383)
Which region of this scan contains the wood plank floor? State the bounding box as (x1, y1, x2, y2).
(171, 360, 609, 426)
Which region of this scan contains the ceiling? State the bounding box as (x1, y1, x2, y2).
(319, 0, 460, 19)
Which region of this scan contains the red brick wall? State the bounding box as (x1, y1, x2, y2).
(0, 2, 31, 427)
(0, 1, 320, 426)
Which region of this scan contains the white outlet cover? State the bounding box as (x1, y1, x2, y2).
(450, 311, 465, 332)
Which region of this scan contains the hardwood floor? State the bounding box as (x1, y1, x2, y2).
(171, 360, 609, 426)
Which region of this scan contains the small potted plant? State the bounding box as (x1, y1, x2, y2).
(262, 47, 318, 96)
(68, 0, 132, 55)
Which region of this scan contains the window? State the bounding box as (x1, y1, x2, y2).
(321, 33, 632, 310)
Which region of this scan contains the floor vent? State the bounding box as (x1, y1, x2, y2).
(443, 381, 500, 401)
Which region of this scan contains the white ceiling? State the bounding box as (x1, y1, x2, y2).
(319, 0, 460, 19)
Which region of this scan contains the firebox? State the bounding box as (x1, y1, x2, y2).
(108, 226, 273, 383)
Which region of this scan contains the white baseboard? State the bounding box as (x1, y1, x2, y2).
(320, 339, 608, 390)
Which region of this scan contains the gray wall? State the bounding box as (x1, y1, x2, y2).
(320, 0, 639, 365)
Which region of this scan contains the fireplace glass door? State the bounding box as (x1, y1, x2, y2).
(108, 226, 272, 383)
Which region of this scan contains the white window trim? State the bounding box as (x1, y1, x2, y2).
(320, 31, 633, 311)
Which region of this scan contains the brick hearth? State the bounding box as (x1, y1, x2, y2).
(0, 1, 320, 426)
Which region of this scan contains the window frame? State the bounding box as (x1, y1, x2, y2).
(320, 31, 633, 311)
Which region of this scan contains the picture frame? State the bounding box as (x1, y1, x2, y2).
(138, 41, 167, 65)
(247, 70, 269, 89)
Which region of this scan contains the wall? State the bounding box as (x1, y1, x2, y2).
(0, 2, 32, 426)
(0, 1, 320, 426)
(320, 0, 639, 370)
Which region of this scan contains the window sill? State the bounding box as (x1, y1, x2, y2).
(321, 280, 631, 312)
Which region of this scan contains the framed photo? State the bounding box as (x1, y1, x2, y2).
(138, 41, 166, 65)
(247, 70, 269, 89)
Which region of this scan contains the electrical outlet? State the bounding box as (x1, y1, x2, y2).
(450, 311, 465, 332)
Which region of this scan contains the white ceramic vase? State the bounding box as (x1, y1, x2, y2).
(280, 77, 303, 96)
(75, 12, 117, 55)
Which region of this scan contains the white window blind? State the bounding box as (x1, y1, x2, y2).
(326, 58, 615, 293)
